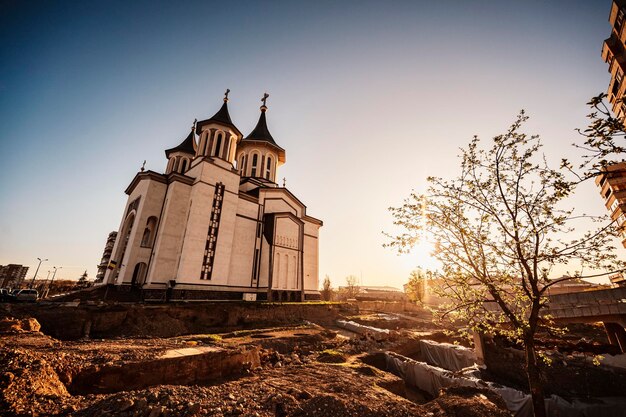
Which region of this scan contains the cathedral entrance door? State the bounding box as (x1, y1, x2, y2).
(131, 262, 148, 288)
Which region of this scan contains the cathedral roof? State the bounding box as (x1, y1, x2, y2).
(243, 109, 278, 146)
(165, 127, 196, 157)
(241, 103, 286, 162)
(196, 101, 242, 137)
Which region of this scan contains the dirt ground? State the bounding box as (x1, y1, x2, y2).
(1, 301, 623, 417)
(0, 304, 517, 417)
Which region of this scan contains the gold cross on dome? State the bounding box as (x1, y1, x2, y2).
(262, 92, 269, 106)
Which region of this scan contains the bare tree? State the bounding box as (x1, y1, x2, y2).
(320, 275, 334, 301)
(386, 112, 621, 417)
(344, 275, 360, 299)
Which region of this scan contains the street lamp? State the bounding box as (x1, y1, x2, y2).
(49, 266, 62, 288)
(29, 257, 48, 289)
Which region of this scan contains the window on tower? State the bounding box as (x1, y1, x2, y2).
(214, 133, 223, 158)
(251, 153, 258, 177)
(265, 157, 272, 180)
(222, 137, 230, 160)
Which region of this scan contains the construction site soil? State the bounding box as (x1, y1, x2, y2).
(1, 301, 624, 417)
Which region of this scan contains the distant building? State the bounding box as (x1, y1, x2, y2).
(544, 277, 610, 296)
(596, 161, 626, 247)
(609, 272, 626, 287)
(0, 264, 29, 288)
(602, 0, 626, 122)
(349, 286, 406, 302)
(96, 231, 118, 282)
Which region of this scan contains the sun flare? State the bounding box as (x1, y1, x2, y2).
(399, 239, 440, 272)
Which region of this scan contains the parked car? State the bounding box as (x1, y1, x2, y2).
(13, 289, 38, 302)
(0, 288, 9, 302)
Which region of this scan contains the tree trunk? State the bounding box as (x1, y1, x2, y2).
(524, 336, 546, 417)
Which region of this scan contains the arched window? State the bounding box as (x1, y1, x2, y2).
(293, 255, 297, 289)
(197, 132, 206, 157)
(131, 262, 148, 287)
(275, 252, 281, 288)
(265, 156, 272, 180)
(180, 159, 188, 173)
(251, 153, 258, 177)
(239, 154, 245, 174)
(222, 137, 230, 160)
(214, 132, 223, 158)
(243, 154, 248, 175)
(114, 212, 135, 280)
(140, 216, 158, 247)
(204, 131, 212, 156)
(284, 255, 289, 289)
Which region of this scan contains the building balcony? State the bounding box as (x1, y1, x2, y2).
(604, 33, 626, 66)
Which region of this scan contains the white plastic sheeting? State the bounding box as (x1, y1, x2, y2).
(335, 320, 390, 338)
(384, 352, 626, 417)
(598, 353, 626, 370)
(419, 339, 477, 372)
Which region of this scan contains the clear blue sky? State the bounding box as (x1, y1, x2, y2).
(0, 0, 617, 286)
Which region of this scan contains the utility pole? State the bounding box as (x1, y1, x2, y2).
(29, 257, 48, 289)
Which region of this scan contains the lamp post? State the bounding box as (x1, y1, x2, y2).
(29, 257, 48, 289)
(49, 266, 62, 289)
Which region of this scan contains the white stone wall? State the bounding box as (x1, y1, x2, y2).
(105, 178, 167, 285)
(272, 216, 302, 291)
(145, 181, 192, 285)
(175, 180, 216, 283)
(258, 236, 270, 289)
(226, 214, 257, 287)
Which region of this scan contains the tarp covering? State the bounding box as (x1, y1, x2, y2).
(598, 353, 626, 370)
(418, 339, 477, 371)
(335, 320, 390, 338)
(384, 352, 626, 417)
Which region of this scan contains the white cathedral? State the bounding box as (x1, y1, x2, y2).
(103, 91, 322, 301)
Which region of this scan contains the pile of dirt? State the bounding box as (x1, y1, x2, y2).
(0, 347, 71, 416)
(0, 317, 41, 333)
(422, 386, 511, 417)
(316, 349, 347, 363)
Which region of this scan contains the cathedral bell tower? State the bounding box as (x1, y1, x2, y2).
(194, 89, 243, 168)
(236, 93, 286, 183)
(164, 121, 197, 175)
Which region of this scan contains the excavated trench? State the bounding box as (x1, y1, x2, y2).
(68, 346, 261, 395)
(64, 328, 329, 396)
